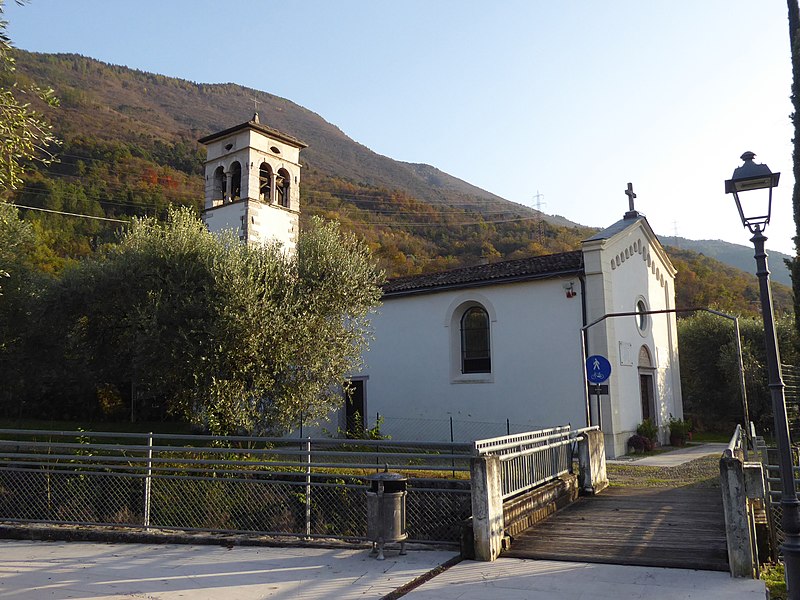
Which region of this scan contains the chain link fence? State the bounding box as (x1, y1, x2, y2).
(760, 445, 800, 553)
(0, 429, 472, 545)
(759, 364, 800, 551)
(372, 414, 547, 443)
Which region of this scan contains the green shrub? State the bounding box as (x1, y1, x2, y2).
(668, 416, 692, 446)
(627, 434, 654, 453)
(761, 562, 786, 600)
(636, 419, 658, 443)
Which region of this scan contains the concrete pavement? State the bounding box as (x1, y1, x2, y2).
(404, 557, 767, 599)
(0, 540, 455, 599)
(607, 442, 728, 467)
(0, 539, 767, 599)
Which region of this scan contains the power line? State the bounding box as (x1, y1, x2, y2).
(13, 204, 131, 223)
(13, 187, 160, 213)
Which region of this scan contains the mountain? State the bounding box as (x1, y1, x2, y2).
(12, 51, 593, 269)
(6, 50, 794, 316)
(17, 51, 580, 224)
(660, 236, 792, 287)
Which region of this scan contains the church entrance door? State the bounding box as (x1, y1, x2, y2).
(345, 379, 366, 438)
(639, 373, 655, 422)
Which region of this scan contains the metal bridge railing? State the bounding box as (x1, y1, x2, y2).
(474, 425, 595, 500)
(724, 423, 744, 458)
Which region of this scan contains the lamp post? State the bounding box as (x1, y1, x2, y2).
(726, 151, 800, 593)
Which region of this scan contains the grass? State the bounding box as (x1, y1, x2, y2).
(690, 431, 732, 443)
(606, 455, 720, 488)
(761, 562, 786, 599)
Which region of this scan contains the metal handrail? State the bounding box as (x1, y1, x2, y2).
(0, 428, 474, 451)
(498, 437, 574, 462)
(724, 423, 743, 458)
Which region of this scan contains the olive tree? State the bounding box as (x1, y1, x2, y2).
(46, 208, 383, 434)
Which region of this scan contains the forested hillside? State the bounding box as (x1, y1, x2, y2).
(661, 236, 793, 288)
(6, 50, 793, 316)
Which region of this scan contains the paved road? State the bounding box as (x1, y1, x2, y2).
(0, 540, 767, 599)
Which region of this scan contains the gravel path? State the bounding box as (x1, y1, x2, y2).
(607, 455, 720, 488)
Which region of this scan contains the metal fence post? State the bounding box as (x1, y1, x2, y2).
(144, 432, 153, 528)
(376, 412, 381, 471)
(305, 437, 312, 538)
(450, 417, 456, 477)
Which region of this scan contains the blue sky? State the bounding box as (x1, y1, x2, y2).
(6, 1, 797, 254)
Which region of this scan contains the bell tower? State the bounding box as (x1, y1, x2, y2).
(198, 113, 307, 254)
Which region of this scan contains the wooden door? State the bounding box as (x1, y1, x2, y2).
(640, 373, 655, 422)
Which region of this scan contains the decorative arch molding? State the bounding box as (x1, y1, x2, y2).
(443, 291, 498, 327)
(609, 237, 667, 288)
(638, 344, 654, 369)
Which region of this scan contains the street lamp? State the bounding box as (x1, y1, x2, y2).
(725, 152, 800, 593)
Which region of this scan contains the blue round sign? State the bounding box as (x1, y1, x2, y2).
(586, 355, 612, 383)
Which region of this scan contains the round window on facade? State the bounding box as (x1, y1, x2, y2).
(636, 299, 648, 334)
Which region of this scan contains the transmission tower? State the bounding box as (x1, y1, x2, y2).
(533, 190, 546, 244)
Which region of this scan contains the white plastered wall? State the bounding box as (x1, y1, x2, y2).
(357, 278, 587, 442)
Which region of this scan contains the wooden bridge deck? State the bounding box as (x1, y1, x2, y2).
(503, 485, 729, 571)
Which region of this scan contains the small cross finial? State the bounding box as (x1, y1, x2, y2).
(624, 183, 639, 219)
(251, 94, 260, 113)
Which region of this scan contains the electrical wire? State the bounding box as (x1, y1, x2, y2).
(12, 204, 131, 223)
(17, 149, 550, 228)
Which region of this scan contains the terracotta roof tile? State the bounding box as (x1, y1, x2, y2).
(383, 250, 584, 297)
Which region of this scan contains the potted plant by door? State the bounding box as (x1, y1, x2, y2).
(668, 416, 691, 447)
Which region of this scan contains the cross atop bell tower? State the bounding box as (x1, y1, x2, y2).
(198, 115, 307, 254)
(624, 182, 640, 219)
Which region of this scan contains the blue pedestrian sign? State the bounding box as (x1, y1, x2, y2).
(586, 355, 612, 383)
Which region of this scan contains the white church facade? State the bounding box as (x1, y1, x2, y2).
(351, 200, 683, 458)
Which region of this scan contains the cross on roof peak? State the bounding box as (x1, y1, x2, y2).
(624, 182, 640, 219)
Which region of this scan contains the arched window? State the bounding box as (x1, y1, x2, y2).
(213, 166, 226, 202)
(636, 299, 648, 332)
(461, 306, 491, 374)
(276, 168, 290, 208)
(230, 161, 242, 200)
(259, 162, 272, 202)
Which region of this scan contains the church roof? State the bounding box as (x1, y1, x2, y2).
(383, 250, 584, 298)
(585, 213, 645, 242)
(198, 114, 308, 149)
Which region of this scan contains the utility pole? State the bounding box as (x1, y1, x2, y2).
(533, 190, 546, 244)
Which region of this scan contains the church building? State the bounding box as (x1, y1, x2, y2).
(195, 117, 682, 458)
(198, 113, 307, 253)
(350, 191, 683, 458)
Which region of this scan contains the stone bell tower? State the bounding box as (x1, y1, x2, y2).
(198, 113, 307, 254)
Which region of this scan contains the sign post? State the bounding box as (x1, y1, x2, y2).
(586, 355, 611, 429)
